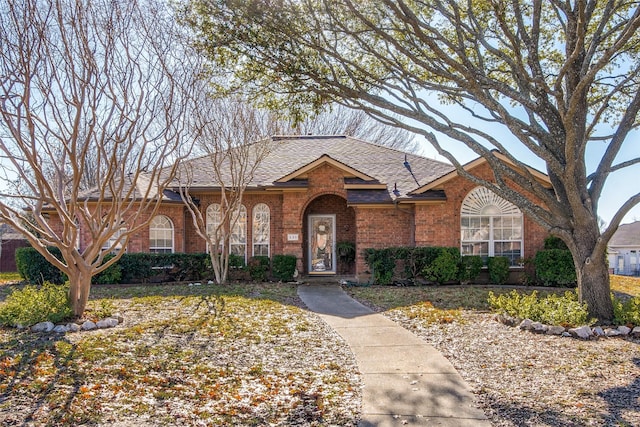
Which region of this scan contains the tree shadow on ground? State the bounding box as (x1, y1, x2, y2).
(598, 357, 640, 426)
(0, 332, 88, 425)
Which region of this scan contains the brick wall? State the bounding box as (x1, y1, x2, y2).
(414, 162, 547, 259)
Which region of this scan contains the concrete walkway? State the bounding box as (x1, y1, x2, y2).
(297, 284, 491, 427)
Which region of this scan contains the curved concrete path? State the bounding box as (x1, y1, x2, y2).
(297, 284, 491, 427)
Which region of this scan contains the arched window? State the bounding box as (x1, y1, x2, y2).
(460, 187, 523, 265)
(149, 215, 173, 253)
(252, 203, 270, 256)
(230, 204, 247, 262)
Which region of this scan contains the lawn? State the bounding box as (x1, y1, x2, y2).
(0, 283, 360, 426)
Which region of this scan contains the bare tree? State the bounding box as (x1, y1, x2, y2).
(274, 104, 417, 151)
(0, 0, 197, 316)
(177, 96, 272, 284)
(181, 0, 640, 321)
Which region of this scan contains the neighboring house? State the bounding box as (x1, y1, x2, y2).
(64, 135, 550, 280)
(608, 221, 640, 276)
(0, 223, 29, 272)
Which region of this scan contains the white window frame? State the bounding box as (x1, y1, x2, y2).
(230, 204, 247, 263)
(460, 187, 523, 266)
(206, 203, 222, 254)
(102, 227, 127, 253)
(252, 203, 270, 257)
(149, 215, 174, 254)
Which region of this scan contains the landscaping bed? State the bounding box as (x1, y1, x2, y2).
(347, 279, 640, 427)
(0, 283, 361, 426)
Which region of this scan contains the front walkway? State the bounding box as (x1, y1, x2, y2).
(297, 284, 491, 427)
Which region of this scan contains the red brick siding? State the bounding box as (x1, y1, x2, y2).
(354, 206, 414, 275)
(414, 162, 547, 259)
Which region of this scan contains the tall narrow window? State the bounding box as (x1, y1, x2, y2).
(103, 227, 127, 253)
(252, 203, 270, 257)
(206, 204, 222, 253)
(230, 204, 247, 262)
(149, 215, 173, 253)
(461, 187, 523, 265)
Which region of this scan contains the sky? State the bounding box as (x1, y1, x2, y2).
(406, 97, 640, 227)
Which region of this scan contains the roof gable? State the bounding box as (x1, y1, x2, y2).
(410, 152, 550, 194)
(275, 154, 378, 183)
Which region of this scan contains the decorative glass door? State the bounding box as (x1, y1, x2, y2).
(308, 215, 336, 274)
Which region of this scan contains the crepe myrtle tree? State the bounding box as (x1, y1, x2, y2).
(179, 0, 640, 321)
(0, 0, 198, 316)
(177, 96, 273, 284)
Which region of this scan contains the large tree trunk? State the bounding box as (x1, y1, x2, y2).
(576, 254, 613, 323)
(67, 267, 93, 318)
(571, 226, 614, 322)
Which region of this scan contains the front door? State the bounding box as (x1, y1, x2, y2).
(308, 215, 336, 274)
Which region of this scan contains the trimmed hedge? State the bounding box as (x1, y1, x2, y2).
(15, 247, 66, 285)
(364, 246, 466, 285)
(534, 249, 576, 287)
(487, 256, 510, 285)
(272, 254, 297, 282)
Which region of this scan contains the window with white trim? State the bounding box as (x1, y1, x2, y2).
(103, 227, 127, 253)
(149, 215, 173, 253)
(461, 187, 523, 265)
(230, 204, 247, 262)
(252, 203, 270, 257)
(206, 203, 223, 253)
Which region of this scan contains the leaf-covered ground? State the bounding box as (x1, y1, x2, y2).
(0, 283, 360, 426)
(347, 278, 640, 427)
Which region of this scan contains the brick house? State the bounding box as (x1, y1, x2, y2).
(75, 135, 549, 280)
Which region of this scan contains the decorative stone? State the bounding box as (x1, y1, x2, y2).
(81, 320, 97, 331)
(496, 314, 519, 327)
(547, 326, 566, 335)
(53, 324, 69, 333)
(562, 331, 572, 337)
(605, 328, 622, 337)
(632, 326, 640, 338)
(31, 321, 55, 333)
(531, 322, 548, 334)
(111, 313, 124, 324)
(207, 280, 214, 285)
(617, 325, 631, 335)
(96, 318, 118, 328)
(568, 326, 593, 339)
(67, 323, 81, 332)
(592, 326, 605, 337)
(519, 319, 534, 330)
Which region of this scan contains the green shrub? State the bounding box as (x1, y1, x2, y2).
(0, 282, 73, 327)
(228, 253, 246, 270)
(534, 249, 576, 287)
(363, 248, 396, 285)
(271, 255, 297, 282)
(15, 247, 67, 285)
(168, 253, 209, 281)
(544, 235, 569, 250)
(459, 255, 483, 284)
(92, 254, 122, 285)
(402, 246, 443, 281)
(487, 256, 510, 285)
(248, 256, 270, 282)
(422, 248, 460, 285)
(612, 294, 640, 326)
(488, 290, 592, 327)
(118, 253, 154, 283)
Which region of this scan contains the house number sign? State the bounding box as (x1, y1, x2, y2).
(287, 233, 299, 241)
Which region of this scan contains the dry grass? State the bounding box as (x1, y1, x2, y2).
(0, 283, 360, 426)
(348, 277, 640, 427)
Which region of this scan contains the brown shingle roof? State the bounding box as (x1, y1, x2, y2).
(609, 221, 640, 247)
(177, 135, 454, 201)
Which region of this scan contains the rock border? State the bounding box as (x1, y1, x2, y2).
(495, 314, 640, 340)
(28, 313, 124, 334)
